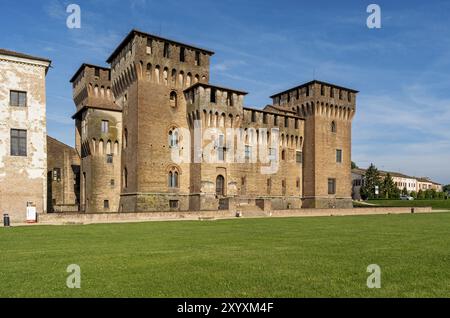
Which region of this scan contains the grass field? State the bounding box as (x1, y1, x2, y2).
(1, 213, 450, 298)
(367, 199, 450, 210)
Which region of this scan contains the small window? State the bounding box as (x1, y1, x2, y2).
(321, 85, 325, 96)
(281, 150, 286, 161)
(146, 38, 152, 54)
(339, 90, 343, 100)
(163, 42, 170, 58)
(107, 154, 113, 164)
(306, 86, 310, 97)
(328, 178, 336, 195)
(169, 200, 179, 209)
(110, 179, 115, 186)
(263, 113, 267, 124)
(210, 88, 216, 103)
(348, 92, 352, 102)
(244, 145, 251, 160)
(10, 129, 27, 156)
(10, 90, 27, 107)
(296, 178, 300, 188)
(267, 178, 272, 194)
(336, 149, 342, 163)
(217, 134, 225, 161)
(227, 92, 234, 106)
(168, 169, 179, 188)
(53, 168, 61, 182)
(195, 51, 201, 66)
(170, 91, 177, 107)
(282, 179, 286, 195)
(330, 88, 334, 98)
(251, 111, 256, 122)
(168, 129, 179, 148)
(123, 168, 128, 188)
(180, 47, 185, 62)
(104, 200, 109, 209)
(331, 121, 337, 133)
(296, 151, 303, 164)
(95, 68, 100, 78)
(101, 120, 109, 134)
(284, 117, 289, 128)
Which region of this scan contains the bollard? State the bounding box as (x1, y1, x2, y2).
(3, 214, 10, 227)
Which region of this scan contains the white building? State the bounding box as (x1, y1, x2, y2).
(0, 49, 51, 222)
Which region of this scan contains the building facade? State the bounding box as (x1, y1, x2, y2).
(0, 49, 51, 221)
(352, 168, 443, 199)
(66, 29, 357, 213)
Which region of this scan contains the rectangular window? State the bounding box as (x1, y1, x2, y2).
(210, 88, 216, 103)
(104, 200, 109, 209)
(10, 129, 27, 156)
(107, 154, 113, 164)
(296, 151, 303, 164)
(284, 117, 289, 127)
(180, 47, 185, 62)
(195, 51, 201, 66)
(267, 178, 271, 194)
(169, 200, 179, 209)
(110, 179, 115, 186)
(10, 90, 27, 107)
(95, 68, 100, 78)
(245, 145, 251, 160)
(328, 178, 336, 195)
(101, 120, 109, 133)
(269, 147, 276, 161)
(263, 113, 267, 124)
(53, 168, 61, 182)
(336, 149, 342, 163)
(146, 38, 152, 54)
(251, 111, 256, 122)
(164, 42, 170, 58)
(217, 135, 225, 161)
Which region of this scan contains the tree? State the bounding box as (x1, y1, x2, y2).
(360, 163, 381, 200)
(381, 173, 396, 199)
(417, 189, 425, 200)
(351, 161, 358, 169)
(402, 187, 408, 196)
(443, 184, 450, 193)
(410, 191, 417, 199)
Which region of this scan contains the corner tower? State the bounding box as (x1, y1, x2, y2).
(271, 80, 357, 208)
(106, 29, 214, 212)
(70, 64, 122, 212)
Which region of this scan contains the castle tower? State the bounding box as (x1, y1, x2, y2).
(70, 64, 122, 212)
(105, 29, 214, 212)
(270, 80, 357, 208)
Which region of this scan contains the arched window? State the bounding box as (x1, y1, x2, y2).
(168, 128, 179, 147)
(216, 175, 225, 196)
(169, 91, 177, 107)
(168, 167, 179, 188)
(154, 65, 160, 83)
(331, 121, 337, 133)
(163, 68, 168, 85)
(281, 149, 286, 160)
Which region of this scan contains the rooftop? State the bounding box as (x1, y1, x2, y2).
(106, 29, 215, 64)
(184, 82, 248, 95)
(270, 80, 359, 99)
(70, 63, 111, 83)
(0, 48, 51, 65)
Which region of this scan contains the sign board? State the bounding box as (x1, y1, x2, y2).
(26, 202, 37, 223)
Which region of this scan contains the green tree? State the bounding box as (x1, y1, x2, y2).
(443, 184, 450, 192)
(410, 191, 417, 199)
(417, 189, 425, 200)
(360, 163, 381, 200)
(351, 161, 358, 169)
(402, 187, 408, 196)
(381, 173, 396, 199)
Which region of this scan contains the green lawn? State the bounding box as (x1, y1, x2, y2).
(367, 199, 450, 210)
(1, 213, 450, 298)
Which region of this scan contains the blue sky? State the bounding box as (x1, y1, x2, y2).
(1, 0, 449, 184)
